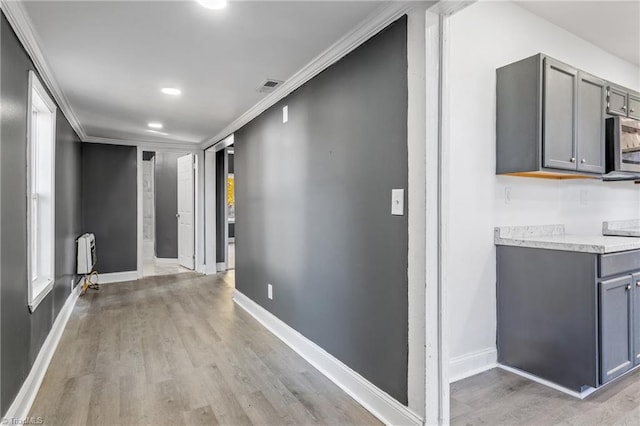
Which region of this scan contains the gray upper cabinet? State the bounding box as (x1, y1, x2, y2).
(607, 87, 640, 121)
(600, 275, 634, 384)
(607, 86, 628, 117)
(497, 53, 637, 178)
(497, 54, 608, 177)
(577, 72, 606, 174)
(629, 94, 640, 121)
(543, 58, 577, 171)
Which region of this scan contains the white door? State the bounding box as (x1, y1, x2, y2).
(177, 154, 195, 270)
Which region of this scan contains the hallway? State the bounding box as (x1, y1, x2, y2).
(29, 273, 380, 425)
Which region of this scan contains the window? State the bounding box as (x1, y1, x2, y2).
(27, 71, 56, 312)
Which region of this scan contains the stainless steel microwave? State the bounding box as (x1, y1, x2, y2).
(606, 116, 640, 174)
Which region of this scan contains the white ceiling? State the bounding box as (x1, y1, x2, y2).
(22, 1, 384, 145)
(516, 1, 640, 67)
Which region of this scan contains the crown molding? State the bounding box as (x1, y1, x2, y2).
(83, 136, 201, 153)
(1, 0, 88, 140)
(199, 0, 416, 150)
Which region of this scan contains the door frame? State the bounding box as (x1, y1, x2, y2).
(204, 134, 234, 274)
(136, 146, 204, 278)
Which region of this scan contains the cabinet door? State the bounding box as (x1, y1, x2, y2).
(600, 275, 634, 384)
(629, 94, 640, 121)
(576, 72, 606, 173)
(633, 273, 640, 366)
(543, 58, 578, 171)
(608, 87, 628, 116)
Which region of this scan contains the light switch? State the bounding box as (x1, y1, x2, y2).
(391, 189, 404, 216)
(282, 105, 288, 123)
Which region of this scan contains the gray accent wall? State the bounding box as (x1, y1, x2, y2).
(234, 17, 408, 403)
(154, 151, 180, 259)
(81, 143, 137, 273)
(0, 13, 82, 414)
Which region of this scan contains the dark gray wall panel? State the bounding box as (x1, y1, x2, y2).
(234, 17, 408, 403)
(82, 143, 137, 273)
(155, 152, 180, 259)
(1, 13, 81, 414)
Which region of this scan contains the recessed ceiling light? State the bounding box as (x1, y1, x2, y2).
(161, 87, 181, 96)
(196, 0, 227, 10)
(146, 130, 168, 136)
(148, 122, 163, 129)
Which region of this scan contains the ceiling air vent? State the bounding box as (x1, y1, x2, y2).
(258, 78, 284, 93)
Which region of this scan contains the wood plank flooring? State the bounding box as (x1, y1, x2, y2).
(29, 271, 380, 425)
(451, 367, 640, 425)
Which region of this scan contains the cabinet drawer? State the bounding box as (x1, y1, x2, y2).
(600, 250, 640, 277)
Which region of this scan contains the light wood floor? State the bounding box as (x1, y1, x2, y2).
(451, 367, 640, 425)
(30, 271, 380, 425)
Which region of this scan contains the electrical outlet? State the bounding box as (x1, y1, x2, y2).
(505, 187, 512, 205)
(268, 283, 273, 300)
(282, 105, 288, 123)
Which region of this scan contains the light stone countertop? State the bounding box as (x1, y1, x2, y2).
(603, 219, 640, 237)
(495, 224, 640, 254)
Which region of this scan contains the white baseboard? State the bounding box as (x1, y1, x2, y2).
(2, 279, 82, 423)
(154, 257, 178, 264)
(96, 271, 139, 284)
(233, 290, 422, 426)
(216, 262, 226, 272)
(497, 364, 596, 399)
(449, 347, 497, 383)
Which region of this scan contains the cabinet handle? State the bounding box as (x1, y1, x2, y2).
(581, 159, 586, 163)
(627, 284, 632, 291)
(622, 105, 627, 111)
(636, 282, 640, 287)
(570, 157, 576, 163)
(632, 108, 636, 113)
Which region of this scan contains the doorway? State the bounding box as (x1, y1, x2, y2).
(142, 150, 195, 277)
(214, 144, 235, 272)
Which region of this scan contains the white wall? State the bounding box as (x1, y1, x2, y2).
(447, 1, 640, 381)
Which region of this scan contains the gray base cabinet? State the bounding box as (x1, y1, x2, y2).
(497, 246, 640, 391)
(599, 275, 633, 383)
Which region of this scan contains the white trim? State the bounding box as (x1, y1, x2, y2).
(96, 271, 139, 284)
(136, 147, 144, 279)
(195, 151, 206, 273)
(233, 290, 423, 426)
(449, 348, 497, 383)
(84, 136, 198, 153)
(211, 134, 235, 153)
(406, 5, 428, 418)
(200, 2, 412, 149)
(216, 262, 226, 272)
(0, 0, 86, 140)
(154, 257, 178, 264)
(204, 149, 217, 275)
(2, 279, 82, 424)
(497, 365, 596, 400)
(28, 278, 54, 313)
(26, 70, 57, 314)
